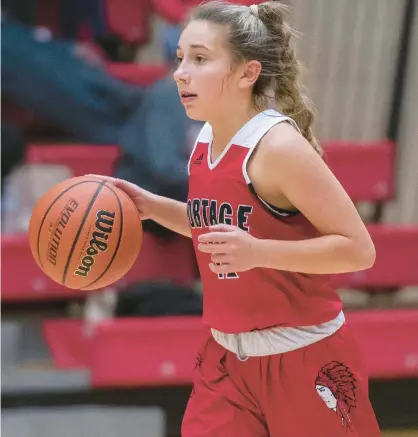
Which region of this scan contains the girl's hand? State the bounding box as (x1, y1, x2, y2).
(85, 175, 157, 220)
(198, 224, 260, 274)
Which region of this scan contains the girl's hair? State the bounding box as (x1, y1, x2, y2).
(189, 1, 322, 155)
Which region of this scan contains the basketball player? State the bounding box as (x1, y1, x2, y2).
(91, 2, 381, 436)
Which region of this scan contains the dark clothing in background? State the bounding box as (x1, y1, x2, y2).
(59, 0, 108, 40)
(115, 281, 202, 317)
(1, 20, 141, 144)
(2, 0, 37, 26)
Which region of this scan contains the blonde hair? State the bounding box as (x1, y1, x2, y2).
(190, 1, 322, 155)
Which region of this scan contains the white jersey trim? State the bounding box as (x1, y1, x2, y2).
(187, 122, 211, 175)
(188, 110, 300, 176)
(241, 110, 300, 184)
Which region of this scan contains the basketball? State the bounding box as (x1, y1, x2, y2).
(28, 176, 143, 290)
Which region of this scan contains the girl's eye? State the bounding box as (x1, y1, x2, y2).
(195, 55, 206, 64)
(176, 56, 183, 64)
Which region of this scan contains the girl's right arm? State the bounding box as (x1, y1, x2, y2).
(146, 193, 191, 238)
(88, 176, 191, 238)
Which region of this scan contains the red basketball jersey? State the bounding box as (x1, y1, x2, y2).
(188, 110, 342, 333)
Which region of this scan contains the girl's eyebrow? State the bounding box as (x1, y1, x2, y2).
(177, 44, 211, 51)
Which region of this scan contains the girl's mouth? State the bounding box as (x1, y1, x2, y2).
(180, 91, 198, 103)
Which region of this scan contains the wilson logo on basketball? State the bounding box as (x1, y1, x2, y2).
(74, 210, 115, 277)
(47, 198, 79, 266)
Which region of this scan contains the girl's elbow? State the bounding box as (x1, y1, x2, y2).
(352, 238, 376, 271)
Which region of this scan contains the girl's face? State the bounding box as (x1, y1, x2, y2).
(174, 20, 258, 122)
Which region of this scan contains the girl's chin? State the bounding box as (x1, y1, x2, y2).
(184, 107, 206, 121)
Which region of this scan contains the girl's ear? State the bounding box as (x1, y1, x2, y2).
(238, 60, 262, 89)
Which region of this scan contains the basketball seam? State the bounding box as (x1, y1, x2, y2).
(80, 183, 124, 290)
(62, 182, 105, 285)
(36, 180, 102, 272)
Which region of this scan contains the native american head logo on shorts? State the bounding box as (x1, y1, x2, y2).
(315, 361, 357, 432)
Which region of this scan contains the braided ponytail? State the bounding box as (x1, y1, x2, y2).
(257, 2, 321, 155)
(191, 1, 322, 155)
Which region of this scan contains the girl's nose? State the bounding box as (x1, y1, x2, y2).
(174, 64, 191, 84)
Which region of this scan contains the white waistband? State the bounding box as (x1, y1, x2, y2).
(211, 311, 345, 361)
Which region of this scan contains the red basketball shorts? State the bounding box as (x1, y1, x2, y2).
(181, 324, 381, 437)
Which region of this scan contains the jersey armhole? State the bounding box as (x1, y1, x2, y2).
(242, 118, 300, 218)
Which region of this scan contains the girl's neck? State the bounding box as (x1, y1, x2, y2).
(209, 105, 260, 156)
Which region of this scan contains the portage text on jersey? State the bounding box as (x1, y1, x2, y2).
(187, 198, 253, 231)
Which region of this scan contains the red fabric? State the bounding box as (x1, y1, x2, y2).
(1, 233, 87, 301)
(26, 144, 120, 177)
(334, 224, 418, 288)
(153, 0, 190, 24)
(153, 0, 262, 24)
(188, 134, 341, 333)
(90, 317, 209, 386)
(323, 140, 395, 202)
(182, 325, 380, 437)
(347, 309, 418, 379)
(104, 0, 153, 44)
(43, 310, 418, 381)
(1, 233, 196, 302)
(43, 320, 93, 369)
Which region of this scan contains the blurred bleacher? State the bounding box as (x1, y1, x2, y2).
(2, 0, 418, 436)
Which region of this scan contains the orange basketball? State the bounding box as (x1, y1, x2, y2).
(29, 176, 143, 290)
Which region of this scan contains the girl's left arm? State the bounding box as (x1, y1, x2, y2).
(248, 124, 376, 274)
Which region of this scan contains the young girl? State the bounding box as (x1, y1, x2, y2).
(93, 2, 381, 436)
